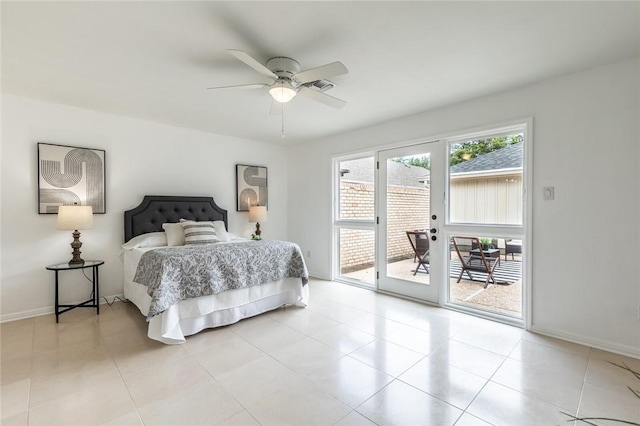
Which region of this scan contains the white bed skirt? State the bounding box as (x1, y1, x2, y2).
(123, 248, 309, 344)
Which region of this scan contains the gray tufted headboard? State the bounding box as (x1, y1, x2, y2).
(124, 195, 228, 242)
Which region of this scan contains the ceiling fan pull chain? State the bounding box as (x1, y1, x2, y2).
(281, 101, 285, 139)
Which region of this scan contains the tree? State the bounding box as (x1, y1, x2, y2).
(449, 134, 522, 166)
(392, 155, 430, 170)
(391, 133, 522, 169)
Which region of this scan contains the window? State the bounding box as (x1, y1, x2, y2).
(448, 133, 524, 225)
(334, 155, 376, 287)
(337, 157, 375, 221)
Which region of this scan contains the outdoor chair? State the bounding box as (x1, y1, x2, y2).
(451, 236, 500, 288)
(504, 239, 522, 261)
(406, 231, 430, 275)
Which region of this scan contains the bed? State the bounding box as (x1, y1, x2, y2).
(122, 195, 309, 344)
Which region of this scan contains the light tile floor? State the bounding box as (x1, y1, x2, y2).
(1, 279, 639, 425)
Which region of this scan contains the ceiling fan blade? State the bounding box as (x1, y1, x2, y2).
(294, 61, 348, 84)
(298, 87, 347, 109)
(206, 83, 269, 90)
(227, 49, 278, 80)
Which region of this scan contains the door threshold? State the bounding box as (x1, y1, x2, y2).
(444, 302, 524, 328)
(334, 277, 375, 290)
(376, 289, 440, 308)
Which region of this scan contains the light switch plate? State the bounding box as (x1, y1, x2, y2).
(543, 186, 555, 200)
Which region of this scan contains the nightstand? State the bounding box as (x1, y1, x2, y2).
(46, 260, 104, 323)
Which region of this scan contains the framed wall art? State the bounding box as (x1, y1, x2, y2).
(38, 143, 106, 214)
(236, 164, 268, 211)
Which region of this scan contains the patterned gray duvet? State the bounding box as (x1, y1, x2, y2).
(133, 240, 309, 319)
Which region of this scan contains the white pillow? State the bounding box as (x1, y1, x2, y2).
(180, 220, 219, 245)
(122, 232, 167, 249)
(212, 220, 231, 242)
(162, 222, 185, 246)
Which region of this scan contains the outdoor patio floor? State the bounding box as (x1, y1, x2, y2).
(342, 256, 523, 319)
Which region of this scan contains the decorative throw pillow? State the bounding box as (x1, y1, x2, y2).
(180, 220, 219, 245)
(212, 220, 231, 242)
(162, 223, 185, 246)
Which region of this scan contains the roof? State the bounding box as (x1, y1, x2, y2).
(449, 142, 523, 174)
(340, 158, 429, 188)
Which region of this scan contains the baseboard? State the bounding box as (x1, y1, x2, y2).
(0, 306, 53, 323)
(0, 293, 126, 323)
(308, 270, 331, 281)
(530, 324, 640, 360)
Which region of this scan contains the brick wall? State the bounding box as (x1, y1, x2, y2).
(339, 228, 375, 273)
(339, 181, 430, 273)
(339, 181, 374, 220)
(386, 185, 430, 262)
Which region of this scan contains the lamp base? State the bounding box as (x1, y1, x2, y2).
(68, 230, 85, 265)
(254, 222, 262, 238)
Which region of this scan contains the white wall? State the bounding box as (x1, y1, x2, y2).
(288, 58, 640, 357)
(1, 95, 288, 320)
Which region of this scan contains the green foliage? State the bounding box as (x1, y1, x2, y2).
(562, 361, 640, 425)
(392, 155, 430, 170)
(391, 133, 523, 170)
(478, 238, 498, 249)
(450, 134, 523, 166)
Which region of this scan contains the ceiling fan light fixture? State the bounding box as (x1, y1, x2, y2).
(269, 82, 297, 103)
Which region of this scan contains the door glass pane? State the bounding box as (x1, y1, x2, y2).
(448, 235, 522, 318)
(385, 154, 431, 284)
(338, 157, 375, 221)
(338, 228, 375, 286)
(449, 134, 523, 225)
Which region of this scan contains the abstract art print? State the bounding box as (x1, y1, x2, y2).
(38, 143, 106, 214)
(236, 164, 268, 211)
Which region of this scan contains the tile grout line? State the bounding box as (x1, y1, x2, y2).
(98, 311, 146, 426)
(570, 346, 593, 426)
(172, 332, 262, 426)
(455, 334, 520, 422)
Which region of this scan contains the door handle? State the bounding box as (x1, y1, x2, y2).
(430, 228, 437, 234)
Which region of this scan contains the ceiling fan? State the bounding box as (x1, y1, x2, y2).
(207, 50, 348, 109)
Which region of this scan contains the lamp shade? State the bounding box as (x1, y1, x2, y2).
(269, 83, 297, 103)
(57, 205, 94, 230)
(249, 206, 268, 223)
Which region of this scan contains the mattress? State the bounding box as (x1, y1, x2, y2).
(123, 245, 309, 344)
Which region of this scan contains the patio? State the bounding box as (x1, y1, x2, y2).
(342, 254, 522, 318)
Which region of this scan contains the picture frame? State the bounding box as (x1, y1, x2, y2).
(38, 143, 106, 214)
(236, 164, 268, 211)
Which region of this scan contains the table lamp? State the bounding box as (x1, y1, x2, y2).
(57, 205, 93, 265)
(248, 205, 268, 240)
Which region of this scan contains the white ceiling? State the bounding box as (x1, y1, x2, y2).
(2, 1, 639, 145)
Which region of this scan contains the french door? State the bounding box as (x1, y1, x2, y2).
(377, 141, 445, 304)
(334, 122, 528, 323)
